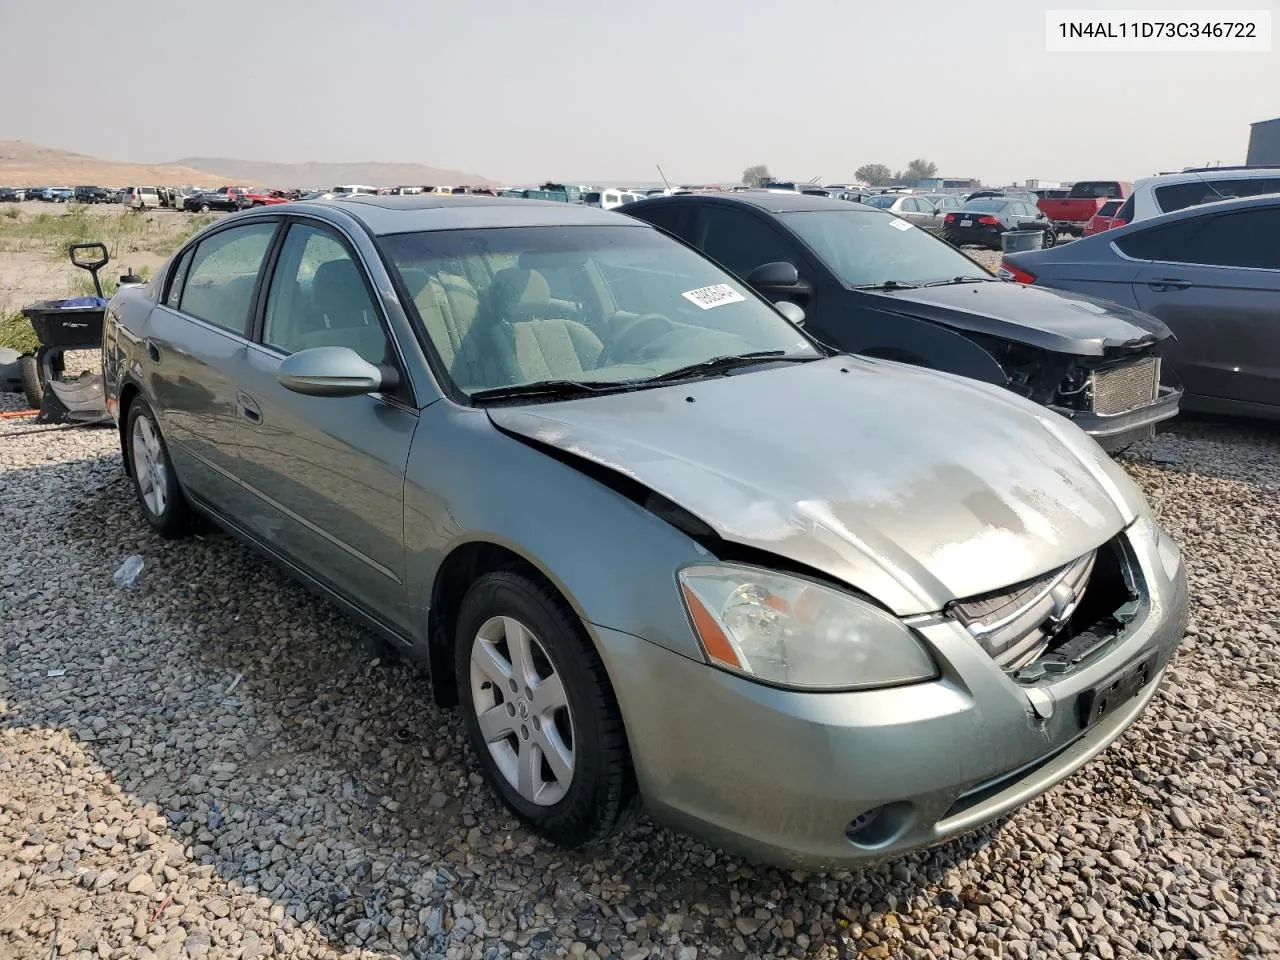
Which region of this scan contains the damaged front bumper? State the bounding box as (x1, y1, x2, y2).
(1053, 382, 1183, 451)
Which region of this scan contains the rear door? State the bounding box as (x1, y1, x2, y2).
(1129, 205, 1280, 408)
(146, 219, 280, 513)
(236, 218, 419, 633)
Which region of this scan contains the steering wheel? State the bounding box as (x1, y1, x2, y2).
(598, 313, 676, 365)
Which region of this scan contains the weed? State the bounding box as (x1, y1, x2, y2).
(0, 310, 39, 353)
(1, 206, 18, 220)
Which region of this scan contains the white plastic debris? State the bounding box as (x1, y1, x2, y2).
(47, 668, 66, 678)
(113, 555, 145, 588)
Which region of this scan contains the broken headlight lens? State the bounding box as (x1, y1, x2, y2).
(678, 564, 938, 690)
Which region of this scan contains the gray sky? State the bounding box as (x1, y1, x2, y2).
(5, 0, 1277, 185)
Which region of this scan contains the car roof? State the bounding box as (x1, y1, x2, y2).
(271, 193, 639, 234)
(622, 190, 866, 214)
(1137, 167, 1280, 188)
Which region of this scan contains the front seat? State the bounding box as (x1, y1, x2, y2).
(297, 258, 387, 365)
(452, 268, 603, 389)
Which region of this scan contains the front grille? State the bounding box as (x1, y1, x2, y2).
(949, 550, 1097, 669)
(1091, 358, 1160, 415)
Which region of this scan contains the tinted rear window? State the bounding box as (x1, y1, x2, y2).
(1098, 200, 1123, 217)
(1113, 219, 1206, 260)
(1068, 182, 1125, 199)
(1154, 177, 1280, 214)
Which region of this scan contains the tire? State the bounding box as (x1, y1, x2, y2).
(126, 398, 194, 539)
(19, 354, 43, 410)
(455, 571, 638, 847)
(199, 203, 210, 213)
(1043, 229, 1057, 248)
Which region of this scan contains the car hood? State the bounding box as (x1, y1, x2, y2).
(869, 280, 1171, 356)
(489, 357, 1143, 616)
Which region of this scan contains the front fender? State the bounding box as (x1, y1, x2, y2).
(403, 402, 711, 661)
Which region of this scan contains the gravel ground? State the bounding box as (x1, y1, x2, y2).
(2, 404, 1278, 960)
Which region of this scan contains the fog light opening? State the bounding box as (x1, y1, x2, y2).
(844, 801, 915, 848)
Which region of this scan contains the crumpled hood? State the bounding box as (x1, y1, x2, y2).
(871, 280, 1171, 356)
(489, 357, 1144, 616)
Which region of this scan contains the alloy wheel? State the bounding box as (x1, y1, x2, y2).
(131, 414, 168, 518)
(469, 615, 575, 806)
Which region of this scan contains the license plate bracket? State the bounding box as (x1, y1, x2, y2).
(1076, 650, 1158, 729)
(960, 218, 972, 227)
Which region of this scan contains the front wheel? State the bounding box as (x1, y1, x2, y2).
(126, 398, 193, 539)
(199, 203, 210, 213)
(455, 571, 638, 847)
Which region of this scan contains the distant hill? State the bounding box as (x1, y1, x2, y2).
(0, 141, 495, 189)
(0, 141, 219, 188)
(165, 157, 496, 189)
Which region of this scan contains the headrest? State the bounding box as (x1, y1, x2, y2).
(489, 268, 550, 315)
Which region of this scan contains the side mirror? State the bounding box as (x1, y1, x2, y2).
(277, 346, 395, 397)
(746, 261, 811, 298)
(773, 300, 805, 326)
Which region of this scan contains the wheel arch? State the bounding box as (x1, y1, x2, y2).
(426, 538, 594, 708)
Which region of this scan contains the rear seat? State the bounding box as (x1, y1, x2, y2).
(400, 268, 478, 370)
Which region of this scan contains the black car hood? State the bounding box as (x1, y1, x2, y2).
(870, 280, 1171, 356)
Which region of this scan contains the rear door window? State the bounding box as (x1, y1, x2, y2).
(1165, 208, 1280, 270)
(178, 222, 278, 334)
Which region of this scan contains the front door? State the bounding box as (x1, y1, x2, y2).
(235, 220, 419, 633)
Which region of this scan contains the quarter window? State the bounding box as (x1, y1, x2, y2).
(179, 222, 277, 334)
(164, 247, 195, 310)
(262, 223, 391, 366)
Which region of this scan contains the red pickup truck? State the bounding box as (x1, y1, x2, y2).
(1037, 181, 1131, 237)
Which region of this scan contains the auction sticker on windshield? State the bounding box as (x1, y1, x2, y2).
(889, 218, 914, 231)
(682, 284, 748, 309)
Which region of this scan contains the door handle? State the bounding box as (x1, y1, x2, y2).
(236, 391, 262, 424)
(1147, 278, 1191, 292)
(146, 340, 161, 362)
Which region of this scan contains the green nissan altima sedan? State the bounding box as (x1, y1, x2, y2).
(101, 195, 1188, 869)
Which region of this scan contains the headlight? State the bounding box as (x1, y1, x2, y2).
(1135, 499, 1182, 582)
(678, 564, 938, 691)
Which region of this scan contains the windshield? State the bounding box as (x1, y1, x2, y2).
(864, 195, 898, 208)
(960, 199, 1006, 213)
(779, 210, 990, 287)
(379, 225, 819, 398)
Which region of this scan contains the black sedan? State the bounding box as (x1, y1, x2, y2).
(942, 198, 1058, 250)
(619, 191, 1181, 449)
(183, 191, 247, 213)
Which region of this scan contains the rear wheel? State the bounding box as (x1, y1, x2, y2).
(199, 203, 210, 213)
(455, 571, 637, 847)
(126, 398, 193, 539)
(1043, 228, 1057, 248)
(19, 354, 43, 410)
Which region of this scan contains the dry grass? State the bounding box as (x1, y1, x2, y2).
(0, 310, 38, 353)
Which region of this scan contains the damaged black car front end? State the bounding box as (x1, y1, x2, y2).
(969, 333, 1183, 450)
(617, 193, 1183, 452)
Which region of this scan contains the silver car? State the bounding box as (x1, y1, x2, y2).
(102, 195, 1188, 869)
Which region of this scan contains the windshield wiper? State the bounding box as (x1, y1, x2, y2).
(922, 276, 991, 287)
(469, 379, 634, 402)
(644, 350, 810, 384)
(851, 280, 919, 290)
